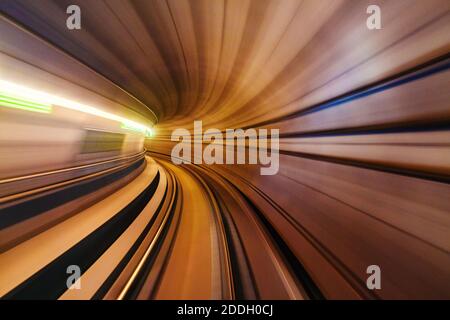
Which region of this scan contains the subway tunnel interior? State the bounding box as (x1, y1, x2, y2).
(0, 0, 449, 300)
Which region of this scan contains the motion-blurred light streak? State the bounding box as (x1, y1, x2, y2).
(0, 92, 52, 114)
(0, 79, 153, 135)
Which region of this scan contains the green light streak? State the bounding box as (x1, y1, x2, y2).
(121, 123, 144, 134)
(0, 100, 52, 114)
(121, 122, 153, 137)
(0, 93, 52, 114)
(0, 98, 50, 112)
(145, 128, 154, 138)
(0, 94, 50, 109)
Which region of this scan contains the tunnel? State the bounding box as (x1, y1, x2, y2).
(0, 0, 449, 301)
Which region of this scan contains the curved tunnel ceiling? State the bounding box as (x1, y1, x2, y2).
(3, 0, 449, 131)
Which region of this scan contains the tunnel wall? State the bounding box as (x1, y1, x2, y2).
(1, 0, 449, 299)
